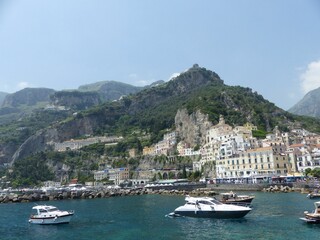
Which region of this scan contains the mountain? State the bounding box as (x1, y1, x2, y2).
(0, 81, 161, 124)
(0, 88, 56, 125)
(8, 64, 320, 165)
(288, 87, 320, 117)
(78, 80, 144, 102)
(1, 88, 55, 108)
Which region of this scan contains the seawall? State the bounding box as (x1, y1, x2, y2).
(1, 181, 316, 204)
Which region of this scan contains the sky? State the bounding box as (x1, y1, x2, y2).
(0, 0, 320, 110)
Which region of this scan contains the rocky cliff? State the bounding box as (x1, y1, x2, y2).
(175, 109, 212, 147)
(50, 91, 102, 110)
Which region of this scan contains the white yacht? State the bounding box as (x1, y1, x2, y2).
(168, 195, 252, 218)
(300, 201, 320, 223)
(29, 205, 74, 225)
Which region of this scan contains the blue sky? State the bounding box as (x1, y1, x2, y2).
(0, 0, 320, 110)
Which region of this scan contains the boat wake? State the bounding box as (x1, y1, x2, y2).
(165, 212, 183, 218)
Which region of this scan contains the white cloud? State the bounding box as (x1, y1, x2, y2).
(137, 80, 149, 86)
(17, 81, 30, 90)
(300, 60, 320, 94)
(168, 72, 180, 81)
(128, 73, 157, 86)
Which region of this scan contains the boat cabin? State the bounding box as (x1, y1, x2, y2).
(32, 205, 59, 216)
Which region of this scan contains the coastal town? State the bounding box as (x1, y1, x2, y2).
(27, 114, 318, 191)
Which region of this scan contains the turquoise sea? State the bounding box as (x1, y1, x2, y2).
(0, 192, 319, 240)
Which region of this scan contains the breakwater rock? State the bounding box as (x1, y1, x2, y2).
(262, 185, 301, 193)
(0, 187, 217, 204)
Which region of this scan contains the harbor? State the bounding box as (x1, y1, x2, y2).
(0, 192, 320, 240)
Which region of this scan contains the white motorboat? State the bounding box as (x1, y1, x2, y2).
(168, 195, 251, 218)
(300, 201, 320, 224)
(29, 205, 74, 225)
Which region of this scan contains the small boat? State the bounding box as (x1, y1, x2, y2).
(300, 201, 320, 224)
(219, 191, 255, 206)
(29, 205, 74, 225)
(168, 195, 251, 219)
(307, 193, 320, 199)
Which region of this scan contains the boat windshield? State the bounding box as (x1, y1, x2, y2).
(187, 198, 222, 206)
(198, 199, 222, 205)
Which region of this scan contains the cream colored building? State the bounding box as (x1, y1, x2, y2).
(216, 146, 290, 179)
(94, 168, 129, 185)
(108, 168, 129, 185)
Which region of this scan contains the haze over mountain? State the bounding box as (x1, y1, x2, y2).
(0, 92, 8, 106)
(0, 80, 164, 125)
(288, 87, 320, 118)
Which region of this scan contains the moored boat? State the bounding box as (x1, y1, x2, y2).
(306, 192, 320, 199)
(168, 195, 251, 219)
(29, 205, 74, 225)
(300, 201, 320, 224)
(219, 191, 255, 206)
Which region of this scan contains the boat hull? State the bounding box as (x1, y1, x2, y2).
(174, 209, 251, 219)
(29, 213, 73, 225)
(300, 217, 320, 224)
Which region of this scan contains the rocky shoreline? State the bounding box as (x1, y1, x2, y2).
(0, 187, 217, 204)
(1, 184, 315, 204)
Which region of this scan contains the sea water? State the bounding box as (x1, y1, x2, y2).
(0, 192, 319, 240)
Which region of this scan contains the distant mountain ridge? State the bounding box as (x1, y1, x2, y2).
(1, 80, 165, 110)
(1, 88, 55, 108)
(288, 87, 320, 117)
(0, 80, 163, 124)
(78, 80, 144, 102)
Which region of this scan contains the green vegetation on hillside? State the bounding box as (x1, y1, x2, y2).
(0, 110, 70, 145)
(7, 152, 55, 187)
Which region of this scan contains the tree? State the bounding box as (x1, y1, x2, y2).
(311, 168, 320, 178)
(305, 168, 312, 176)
